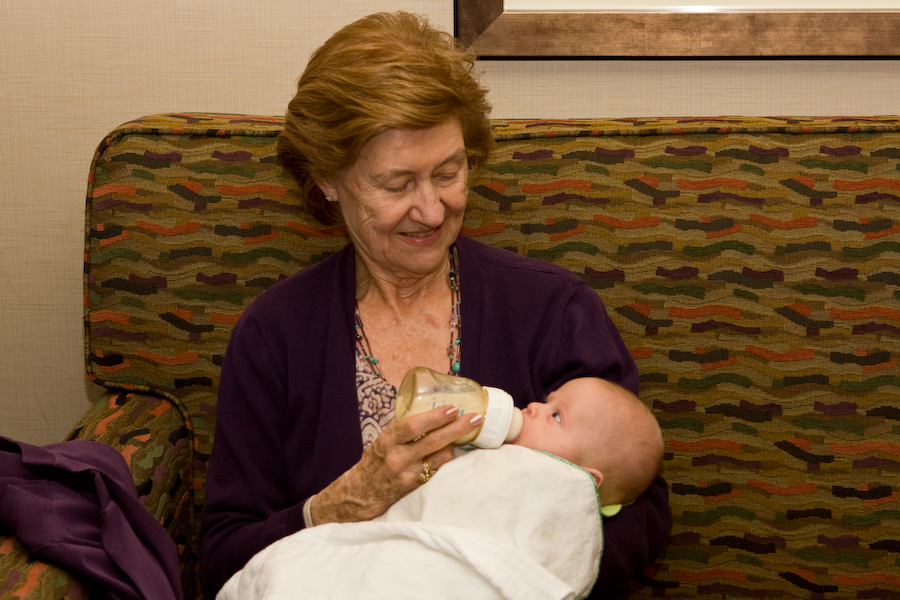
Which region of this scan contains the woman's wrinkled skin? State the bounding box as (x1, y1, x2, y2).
(317, 118, 469, 295)
(312, 405, 483, 523)
(310, 117, 480, 525)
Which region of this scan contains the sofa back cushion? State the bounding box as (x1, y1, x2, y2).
(86, 114, 900, 598)
(86, 115, 347, 456)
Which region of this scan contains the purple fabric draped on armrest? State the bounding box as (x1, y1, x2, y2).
(0, 436, 183, 600)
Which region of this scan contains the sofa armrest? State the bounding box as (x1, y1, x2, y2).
(68, 390, 195, 596)
(0, 535, 95, 599)
(67, 391, 193, 538)
(1, 391, 194, 599)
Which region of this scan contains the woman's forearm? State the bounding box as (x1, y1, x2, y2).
(309, 462, 395, 524)
(310, 407, 482, 525)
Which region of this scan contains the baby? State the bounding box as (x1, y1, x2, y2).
(218, 377, 664, 600)
(509, 376, 664, 510)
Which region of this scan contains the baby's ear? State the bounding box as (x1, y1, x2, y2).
(585, 466, 603, 489)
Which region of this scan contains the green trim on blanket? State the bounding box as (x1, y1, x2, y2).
(463, 446, 606, 599)
(528, 449, 603, 600)
(459, 444, 610, 519)
(530, 449, 604, 510)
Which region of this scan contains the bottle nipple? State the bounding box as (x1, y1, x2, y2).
(471, 387, 522, 449)
(506, 406, 523, 442)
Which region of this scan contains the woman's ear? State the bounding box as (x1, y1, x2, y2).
(585, 466, 604, 489)
(313, 175, 337, 202)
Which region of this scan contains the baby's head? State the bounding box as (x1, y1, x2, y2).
(510, 377, 663, 508)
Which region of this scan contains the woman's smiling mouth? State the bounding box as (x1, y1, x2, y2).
(403, 228, 439, 239)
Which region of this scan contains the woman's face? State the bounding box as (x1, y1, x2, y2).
(319, 117, 469, 282)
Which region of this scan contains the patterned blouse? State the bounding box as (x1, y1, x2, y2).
(355, 345, 396, 449)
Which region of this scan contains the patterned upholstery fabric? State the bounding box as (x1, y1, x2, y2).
(2, 113, 898, 599)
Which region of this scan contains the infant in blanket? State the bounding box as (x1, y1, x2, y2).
(507, 376, 664, 510)
(218, 378, 663, 600)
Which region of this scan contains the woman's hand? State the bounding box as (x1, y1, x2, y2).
(309, 406, 483, 525)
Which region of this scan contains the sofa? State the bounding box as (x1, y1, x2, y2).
(1, 113, 898, 599)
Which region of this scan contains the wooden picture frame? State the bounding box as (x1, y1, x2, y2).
(455, 0, 900, 58)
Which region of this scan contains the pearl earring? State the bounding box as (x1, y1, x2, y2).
(326, 196, 335, 203)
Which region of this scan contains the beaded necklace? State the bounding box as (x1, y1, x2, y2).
(355, 247, 461, 380)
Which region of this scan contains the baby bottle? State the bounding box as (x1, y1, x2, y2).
(395, 367, 523, 449)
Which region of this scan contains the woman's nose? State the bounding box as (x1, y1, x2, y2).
(410, 183, 444, 225)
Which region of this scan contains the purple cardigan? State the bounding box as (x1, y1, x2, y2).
(201, 236, 671, 596)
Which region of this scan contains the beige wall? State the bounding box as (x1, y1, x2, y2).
(2, 0, 898, 445)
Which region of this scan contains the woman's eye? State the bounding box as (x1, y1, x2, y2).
(436, 167, 463, 182)
(553, 412, 561, 423)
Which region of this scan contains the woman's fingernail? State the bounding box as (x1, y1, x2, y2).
(446, 406, 459, 417)
(470, 414, 483, 426)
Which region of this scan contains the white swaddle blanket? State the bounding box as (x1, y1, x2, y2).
(218, 444, 603, 600)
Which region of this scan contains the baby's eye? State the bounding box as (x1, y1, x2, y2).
(553, 412, 561, 423)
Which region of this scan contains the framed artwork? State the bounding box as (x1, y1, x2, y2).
(455, 0, 900, 57)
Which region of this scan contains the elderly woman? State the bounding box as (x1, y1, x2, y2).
(200, 11, 671, 598)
